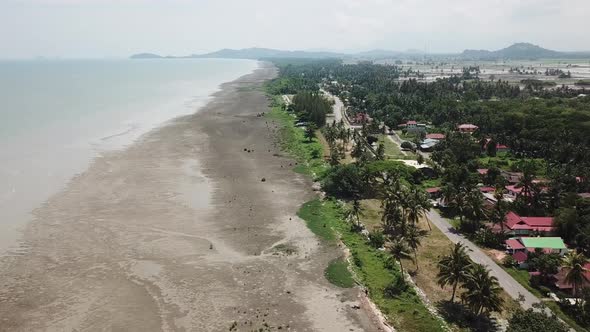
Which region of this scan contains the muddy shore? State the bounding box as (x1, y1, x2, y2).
(0, 63, 378, 331)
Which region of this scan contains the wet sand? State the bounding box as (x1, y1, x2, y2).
(0, 63, 377, 331)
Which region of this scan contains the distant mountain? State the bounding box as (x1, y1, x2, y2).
(461, 42, 587, 60)
(130, 43, 590, 61)
(129, 53, 163, 59)
(189, 48, 347, 59)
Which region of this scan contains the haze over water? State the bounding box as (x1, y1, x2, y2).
(0, 58, 258, 255)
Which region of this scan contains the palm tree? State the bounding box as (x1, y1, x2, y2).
(461, 263, 504, 315)
(437, 242, 472, 302)
(345, 199, 364, 230)
(442, 184, 467, 224)
(389, 237, 411, 275)
(562, 250, 590, 299)
(489, 184, 508, 232)
(406, 225, 428, 270)
(406, 187, 432, 230)
(516, 160, 540, 213)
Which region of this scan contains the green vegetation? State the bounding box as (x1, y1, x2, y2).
(267, 95, 445, 331)
(266, 58, 590, 331)
(299, 199, 445, 332)
(377, 134, 413, 159)
(507, 307, 570, 332)
(266, 99, 327, 178)
(325, 258, 355, 288)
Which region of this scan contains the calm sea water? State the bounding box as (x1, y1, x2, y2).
(0, 58, 259, 254)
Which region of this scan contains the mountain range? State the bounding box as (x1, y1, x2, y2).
(131, 43, 590, 60)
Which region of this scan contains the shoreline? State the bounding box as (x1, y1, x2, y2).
(0, 62, 375, 331)
(0, 59, 259, 257)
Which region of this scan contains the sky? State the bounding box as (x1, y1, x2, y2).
(1, 0, 589, 59)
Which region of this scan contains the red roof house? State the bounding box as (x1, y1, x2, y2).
(490, 211, 555, 235)
(457, 124, 478, 133)
(512, 251, 528, 265)
(479, 186, 495, 193)
(477, 168, 489, 176)
(426, 133, 445, 140)
(555, 263, 590, 292)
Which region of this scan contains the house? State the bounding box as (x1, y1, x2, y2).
(505, 185, 522, 198)
(477, 168, 489, 176)
(426, 133, 445, 140)
(420, 138, 440, 151)
(426, 187, 441, 199)
(505, 237, 568, 256)
(404, 120, 427, 134)
(457, 124, 478, 133)
(483, 138, 510, 153)
(555, 263, 590, 293)
(479, 186, 495, 194)
(501, 170, 522, 184)
(511, 251, 529, 268)
(489, 211, 555, 235)
(353, 113, 371, 124)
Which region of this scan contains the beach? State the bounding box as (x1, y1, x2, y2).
(0, 63, 376, 331)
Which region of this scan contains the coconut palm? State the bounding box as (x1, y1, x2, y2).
(437, 242, 472, 302)
(489, 184, 508, 232)
(562, 250, 590, 299)
(345, 199, 364, 230)
(389, 237, 411, 275)
(461, 263, 504, 315)
(406, 225, 428, 270)
(406, 187, 433, 230)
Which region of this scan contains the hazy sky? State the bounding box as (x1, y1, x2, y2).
(1, 0, 589, 58)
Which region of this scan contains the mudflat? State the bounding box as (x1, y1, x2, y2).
(0, 63, 376, 331)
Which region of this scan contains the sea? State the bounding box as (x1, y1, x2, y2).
(0, 58, 259, 255)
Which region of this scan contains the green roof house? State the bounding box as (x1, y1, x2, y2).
(506, 237, 568, 256)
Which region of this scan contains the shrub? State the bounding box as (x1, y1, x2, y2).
(503, 255, 517, 267)
(384, 276, 409, 298)
(401, 141, 414, 150)
(368, 230, 385, 249)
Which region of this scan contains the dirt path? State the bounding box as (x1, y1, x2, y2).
(0, 64, 376, 331)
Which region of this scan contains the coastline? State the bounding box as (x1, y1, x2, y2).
(0, 62, 375, 331)
(0, 58, 259, 256)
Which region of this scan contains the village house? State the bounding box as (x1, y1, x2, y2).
(555, 263, 590, 293)
(483, 138, 510, 153)
(505, 237, 568, 269)
(501, 170, 523, 184)
(425, 133, 445, 140)
(352, 113, 371, 124)
(505, 237, 568, 256)
(457, 123, 478, 133)
(420, 138, 440, 151)
(399, 120, 427, 134)
(489, 211, 555, 236)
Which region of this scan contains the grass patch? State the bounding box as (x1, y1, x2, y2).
(325, 258, 356, 288)
(266, 100, 328, 179)
(297, 200, 338, 242)
(299, 199, 446, 332)
(377, 134, 410, 159)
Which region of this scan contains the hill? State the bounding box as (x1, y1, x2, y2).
(130, 43, 590, 60)
(188, 47, 345, 59)
(129, 53, 163, 59)
(461, 42, 583, 60)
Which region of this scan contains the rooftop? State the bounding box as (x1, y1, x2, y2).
(520, 237, 566, 250)
(426, 133, 445, 140)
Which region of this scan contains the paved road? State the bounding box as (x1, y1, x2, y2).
(321, 89, 361, 130)
(427, 209, 542, 310)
